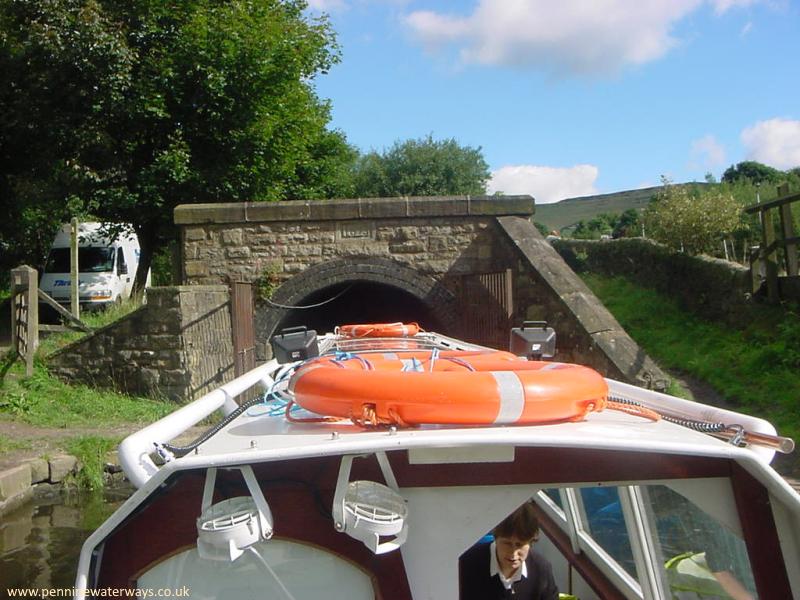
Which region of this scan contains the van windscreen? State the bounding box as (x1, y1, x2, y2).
(45, 247, 115, 273)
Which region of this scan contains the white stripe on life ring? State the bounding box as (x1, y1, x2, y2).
(491, 371, 525, 424)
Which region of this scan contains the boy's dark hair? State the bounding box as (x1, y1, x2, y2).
(493, 501, 540, 542)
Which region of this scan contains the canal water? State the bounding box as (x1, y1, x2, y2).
(0, 484, 132, 595)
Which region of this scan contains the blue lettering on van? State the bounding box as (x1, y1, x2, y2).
(54, 280, 71, 286)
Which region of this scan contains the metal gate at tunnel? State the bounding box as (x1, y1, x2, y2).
(230, 281, 256, 377)
(453, 269, 514, 350)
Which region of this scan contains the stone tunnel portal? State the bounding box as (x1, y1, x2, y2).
(272, 280, 445, 336)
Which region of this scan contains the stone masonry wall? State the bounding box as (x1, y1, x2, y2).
(498, 218, 669, 389)
(176, 197, 669, 389)
(553, 238, 752, 324)
(48, 286, 233, 401)
(178, 197, 529, 289)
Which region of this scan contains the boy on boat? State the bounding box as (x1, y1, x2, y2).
(460, 501, 558, 600)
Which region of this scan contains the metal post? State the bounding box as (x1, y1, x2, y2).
(70, 218, 80, 319)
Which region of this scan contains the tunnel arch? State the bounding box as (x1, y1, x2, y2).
(255, 258, 460, 348)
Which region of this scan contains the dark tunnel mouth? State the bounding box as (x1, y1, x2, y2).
(273, 280, 443, 336)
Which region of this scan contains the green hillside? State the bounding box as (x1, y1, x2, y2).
(534, 183, 707, 232)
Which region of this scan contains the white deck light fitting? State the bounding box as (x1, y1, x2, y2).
(196, 466, 274, 561)
(332, 453, 408, 554)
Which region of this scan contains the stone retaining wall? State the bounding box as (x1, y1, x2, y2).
(553, 238, 752, 323)
(48, 286, 233, 401)
(498, 218, 669, 388)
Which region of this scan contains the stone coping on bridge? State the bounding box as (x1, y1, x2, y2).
(174, 195, 535, 224)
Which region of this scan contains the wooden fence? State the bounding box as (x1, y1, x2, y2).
(9, 265, 90, 377)
(744, 183, 800, 302)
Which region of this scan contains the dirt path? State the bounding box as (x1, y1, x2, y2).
(0, 418, 206, 473)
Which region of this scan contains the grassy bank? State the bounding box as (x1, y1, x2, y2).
(581, 274, 800, 444)
(0, 300, 175, 488)
(0, 359, 174, 429)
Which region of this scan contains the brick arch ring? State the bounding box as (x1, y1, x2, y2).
(256, 257, 460, 341)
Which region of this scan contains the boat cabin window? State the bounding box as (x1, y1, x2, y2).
(136, 539, 376, 599)
(577, 487, 636, 578)
(643, 484, 758, 599)
(532, 480, 757, 599)
(541, 487, 563, 511)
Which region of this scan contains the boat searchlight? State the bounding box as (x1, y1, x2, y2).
(196, 466, 274, 562)
(332, 453, 409, 555)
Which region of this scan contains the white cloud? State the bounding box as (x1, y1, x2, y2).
(741, 118, 800, 170)
(488, 164, 599, 204)
(307, 0, 348, 11)
(689, 134, 727, 171)
(403, 0, 756, 76)
(712, 0, 758, 15)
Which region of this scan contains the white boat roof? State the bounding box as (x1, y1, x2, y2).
(196, 400, 745, 465)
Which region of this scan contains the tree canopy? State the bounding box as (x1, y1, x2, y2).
(721, 161, 784, 185)
(643, 180, 743, 256)
(0, 0, 353, 289)
(352, 135, 491, 197)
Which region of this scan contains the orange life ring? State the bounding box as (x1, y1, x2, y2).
(288, 350, 608, 427)
(337, 322, 421, 338)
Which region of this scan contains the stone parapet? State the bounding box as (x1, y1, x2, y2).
(174, 196, 535, 225)
(48, 286, 233, 401)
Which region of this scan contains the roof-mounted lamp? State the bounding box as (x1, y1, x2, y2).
(332, 453, 408, 554)
(196, 466, 273, 562)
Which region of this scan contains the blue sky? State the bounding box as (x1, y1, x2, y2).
(307, 0, 800, 203)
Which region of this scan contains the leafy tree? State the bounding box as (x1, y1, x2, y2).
(643, 179, 743, 256)
(352, 135, 490, 197)
(0, 0, 352, 291)
(612, 209, 641, 238)
(722, 161, 783, 185)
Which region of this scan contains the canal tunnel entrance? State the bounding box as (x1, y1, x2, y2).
(273, 280, 444, 336)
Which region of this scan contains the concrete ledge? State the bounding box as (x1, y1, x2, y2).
(0, 465, 32, 502)
(0, 455, 81, 517)
(175, 195, 535, 225)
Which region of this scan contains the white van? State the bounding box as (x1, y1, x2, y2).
(40, 222, 150, 310)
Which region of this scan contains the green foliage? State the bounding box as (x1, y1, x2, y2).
(0, 0, 352, 288)
(67, 435, 118, 491)
(254, 264, 282, 300)
(352, 135, 490, 197)
(0, 434, 33, 453)
(150, 241, 177, 286)
(571, 210, 641, 240)
(582, 274, 800, 445)
(643, 179, 743, 255)
(722, 161, 784, 185)
(534, 221, 551, 236)
(0, 361, 173, 428)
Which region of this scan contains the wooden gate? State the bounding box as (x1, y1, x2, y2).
(456, 269, 514, 349)
(230, 281, 256, 377)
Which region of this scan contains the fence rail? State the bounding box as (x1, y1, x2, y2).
(744, 184, 800, 302)
(9, 265, 90, 376)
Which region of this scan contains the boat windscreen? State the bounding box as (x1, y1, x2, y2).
(643, 484, 757, 598)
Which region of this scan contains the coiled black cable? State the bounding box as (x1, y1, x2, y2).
(608, 394, 726, 434)
(159, 394, 269, 459)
